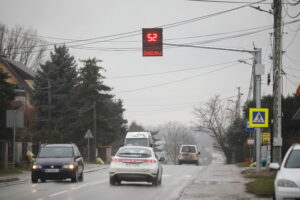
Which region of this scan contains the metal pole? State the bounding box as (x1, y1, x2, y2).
(255, 49, 262, 172)
(48, 80, 51, 131)
(13, 110, 16, 169)
(272, 0, 282, 163)
(87, 138, 90, 163)
(93, 101, 97, 160)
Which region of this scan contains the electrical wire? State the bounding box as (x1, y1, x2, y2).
(283, 1, 300, 18)
(107, 59, 251, 80)
(115, 63, 239, 93)
(188, 0, 272, 4)
(3, 0, 267, 51)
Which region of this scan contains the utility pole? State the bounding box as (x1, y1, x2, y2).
(93, 101, 97, 161)
(254, 48, 263, 172)
(272, 0, 283, 163)
(48, 80, 51, 131)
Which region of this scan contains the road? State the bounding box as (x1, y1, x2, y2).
(0, 165, 201, 200)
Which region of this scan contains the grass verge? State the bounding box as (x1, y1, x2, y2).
(0, 168, 24, 176)
(236, 162, 250, 167)
(242, 168, 276, 197)
(246, 178, 275, 197)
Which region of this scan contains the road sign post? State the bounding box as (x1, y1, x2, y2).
(249, 107, 269, 172)
(84, 129, 93, 162)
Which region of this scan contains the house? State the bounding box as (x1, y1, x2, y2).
(0, 56, 36, 168)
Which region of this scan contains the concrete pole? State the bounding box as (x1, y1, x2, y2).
(255, 48, 262, 172)
(272, 0, 282, 163)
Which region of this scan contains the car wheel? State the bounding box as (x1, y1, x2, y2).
(41, 178, 46, 183)
(158, 175, 162, 186)
(31, 175, 38, 183)
(178, 161, 181, 165)
(71, 169, 79, 182)
(152, 176, 158, 186)
(196, 161, 199, 166)
(109, 177, 115, 186)
(79, 172, 84, 182)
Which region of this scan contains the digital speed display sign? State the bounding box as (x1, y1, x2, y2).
(142, 28, 163, 56)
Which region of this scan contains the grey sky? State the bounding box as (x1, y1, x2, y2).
(1, 0, 299, 127)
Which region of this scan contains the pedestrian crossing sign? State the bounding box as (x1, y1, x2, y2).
(249, 108, 269, 127)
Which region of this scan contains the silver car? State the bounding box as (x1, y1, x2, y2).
(109, 146, 164, 186)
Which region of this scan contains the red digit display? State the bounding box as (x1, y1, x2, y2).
(147, 33, 158, 42)
(142, 28, 163, 56)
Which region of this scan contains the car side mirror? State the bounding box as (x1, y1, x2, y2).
(159, 157, 165, 162)
(269, 163, 280, 171)
(198, 152, 201, 155)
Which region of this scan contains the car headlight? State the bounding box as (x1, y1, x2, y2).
(32, 164, 42, 169)
(63, 164, 75, 169)
(277, 179, 298, 187)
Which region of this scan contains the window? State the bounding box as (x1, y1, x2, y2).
(38, 147, 74, 158)
(117, 148, 152, 158)
(285, 149, 300, 168)
(181, 146, 196, 153)
(125, 138, 148, 146)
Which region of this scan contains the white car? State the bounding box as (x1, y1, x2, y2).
(109, 146, 164, 186)
(270, 144, 300, 200)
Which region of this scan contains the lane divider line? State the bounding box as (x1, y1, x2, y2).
(49, 190, 67, 197)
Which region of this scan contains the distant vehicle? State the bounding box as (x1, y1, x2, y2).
(109, 146, 164, 186)
(124, 132, 153, 147)
(270, 144, 300, 200)
(31, 144, 84, 183)
(177, 145, 200, 166)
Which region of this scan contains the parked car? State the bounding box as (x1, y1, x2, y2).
(177, 145, 200, 165)
(270, 144, 300, 200)
(31, 144, 84, 183)
(109, 146, 164, 186)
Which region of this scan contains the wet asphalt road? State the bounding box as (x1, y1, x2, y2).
(0, 165, 202, 200)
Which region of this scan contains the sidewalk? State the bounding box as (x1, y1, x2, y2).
(179, 164, 272, 200)
(0, 164, 108, 185)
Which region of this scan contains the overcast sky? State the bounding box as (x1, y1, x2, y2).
(1, 0, 299, 127)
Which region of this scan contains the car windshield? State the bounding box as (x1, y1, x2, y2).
(181, 146, 196, 153)
(285, 149, 300, 168)
(125, 138, 148, 147)
(117, 148, 152, 158)
(38, 147, 74, 158)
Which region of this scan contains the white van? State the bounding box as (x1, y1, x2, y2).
(124, 132, 153, 147)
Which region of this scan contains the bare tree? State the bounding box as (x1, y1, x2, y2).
(0, 24, 47, 70)
(193, 95, 233, 163)
(160, 122, 196, 163)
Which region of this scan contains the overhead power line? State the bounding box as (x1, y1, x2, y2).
(116, 62, 239, 93)
(4, 0, 267, 51)
(107, 59, 250, 80)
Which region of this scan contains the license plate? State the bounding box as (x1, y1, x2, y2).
(45, 169, 59, 173)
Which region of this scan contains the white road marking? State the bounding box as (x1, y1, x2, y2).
(48, 190, 67, 197)
(87, 180, 107, 186)
(71, 183, 88, 190)
(162, 174, 171, 177)
(184, 175, 193, 178)
(37, 198, 44, 200)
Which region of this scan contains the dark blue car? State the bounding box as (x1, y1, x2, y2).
(31, 144, 84, 183)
